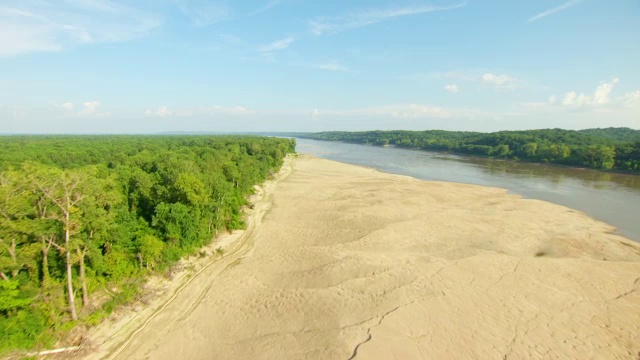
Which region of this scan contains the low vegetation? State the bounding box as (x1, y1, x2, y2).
(0, 135, 295, 353)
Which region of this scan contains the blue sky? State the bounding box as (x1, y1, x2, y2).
(1, 0, 639, 133)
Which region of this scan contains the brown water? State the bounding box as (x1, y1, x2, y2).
(296, 138, 640, 241)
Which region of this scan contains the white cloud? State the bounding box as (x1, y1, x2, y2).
(311, 104, 522, 125)
(417, 71, 518, 90)
(388, 104, 451, 119)
(50, 101, 76, 111)
(249, 0, 284, 16)
(173, 0, 230, 27)
(557, 78, 620, 108)
(622, 90, 640, 108)
(319, 104, 450, 119)
(427, 71, 474, 81)
(145, 105, 173, 117)
(481, 73, 517, 88)
(309, 1, 467, 35)
(156, 106, 172, 117)
(444, 84, 459, 93)
(594, 77, 619, 104)
(527, 0, 583, 23)
(79, 101, 101, 115)
(513, 79, 640, 129)
(518, 102, 547, 109)
(314, 61, 349, 72)
(50, 100, 109, 116)
(563, 91, 583, 106)
(79, 101, 109, 116)
(0, 1, 161, 57)
(211, 105, 256, 116)
(144, 105, 256, 117)
(521, 79, 640, 128)
(259, 37, 294, 52)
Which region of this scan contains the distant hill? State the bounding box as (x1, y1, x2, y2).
(578, 127, 640, 143)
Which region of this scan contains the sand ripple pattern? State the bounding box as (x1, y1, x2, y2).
(84, 156, 640, 360)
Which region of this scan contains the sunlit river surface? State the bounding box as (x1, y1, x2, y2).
(296, 138, 640, 242)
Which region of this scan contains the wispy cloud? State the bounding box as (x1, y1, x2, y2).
(314, 61, 349, 72)
(410, 71, 518, 90)
(173, 0, 230, 27)
(313, 104, 451, 119)
(527, 0, 583, 23)
(145, 106, 174, 117)
(444, 84, 459, 93)
(425, 71, 475, 81)
(217, 33, 245, 46)
(0, 1, 161, 57)
(313, 103, 515, 120)
(50, 100, 110, 117)
(210, 105, 256, 116)
(481, 73, 517, 89)
(259, 36, 294, 52)
(144, 105, 255, 117)
(622, 90, 640, 108)
(249, 0, 284, 16)
(79, 101, 103, 115)
(309, 1, 467, 35)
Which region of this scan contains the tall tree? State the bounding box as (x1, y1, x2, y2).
(27, 164, 86, 321)
(0, 170, 34, 281)
(75, 168, 121, 308)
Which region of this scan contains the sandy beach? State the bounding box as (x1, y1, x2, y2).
(76, 155, 640, 360)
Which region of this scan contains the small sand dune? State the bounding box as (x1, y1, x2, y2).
(81, 155, 640, 360)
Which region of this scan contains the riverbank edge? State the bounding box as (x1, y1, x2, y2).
(30, 153, 640, 359)
(101, 154, 640, 359)
(9, 154, 297, 360)
(300, 138, 640, 176)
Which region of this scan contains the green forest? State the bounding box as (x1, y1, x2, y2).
(301, 128, 640, 172)
(0, 135, 295, 353)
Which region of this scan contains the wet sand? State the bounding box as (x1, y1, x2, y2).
(79, 155, 640, 360)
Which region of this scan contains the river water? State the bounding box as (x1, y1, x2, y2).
(295, 138, 640, 242)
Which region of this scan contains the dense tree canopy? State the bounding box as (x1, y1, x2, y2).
(301, 128, 640, 172)
(0, 135, 295, 353)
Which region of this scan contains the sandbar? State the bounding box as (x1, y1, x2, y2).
(78, 155, 640, 360)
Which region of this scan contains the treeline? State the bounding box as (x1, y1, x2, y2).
(301, 128, 640, 171)
(0, 135, 295, 352)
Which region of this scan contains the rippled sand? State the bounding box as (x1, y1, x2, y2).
(81, 155, 640, 360)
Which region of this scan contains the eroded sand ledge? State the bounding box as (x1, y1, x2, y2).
(82, 155, 640, 360)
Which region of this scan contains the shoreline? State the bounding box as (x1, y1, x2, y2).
(296, 140, 640, 242)
(61, 155, 296, 360)
(297, 138, 640, 176)
(72, 154, 639, 359)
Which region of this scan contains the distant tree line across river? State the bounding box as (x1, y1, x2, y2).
(299, 128, 640, 172)
(0, 135, 295, 353)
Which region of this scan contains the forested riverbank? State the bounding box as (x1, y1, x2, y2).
(299, 128, 640, 172)
(0, 135, 295, 353)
